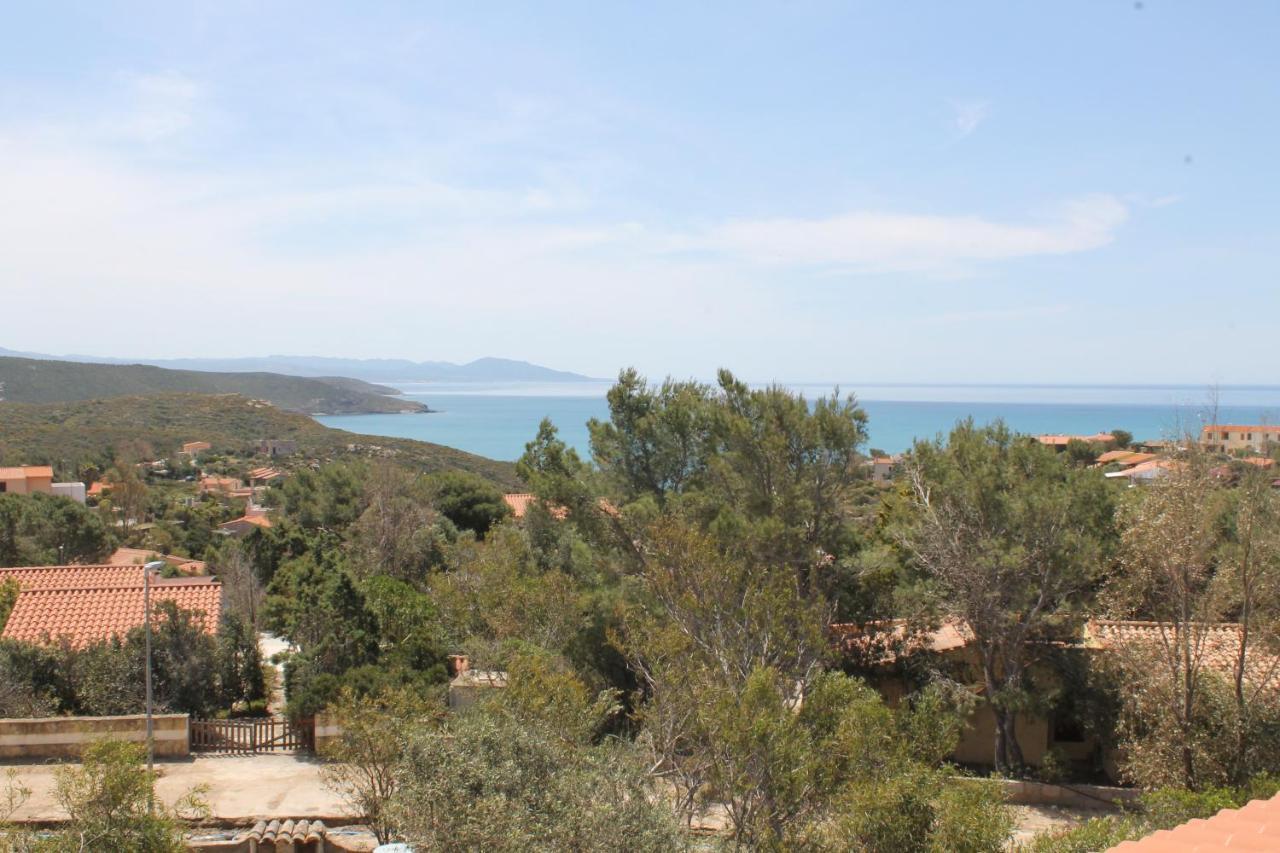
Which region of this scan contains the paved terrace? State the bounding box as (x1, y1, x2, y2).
(5, 754, 353, 824)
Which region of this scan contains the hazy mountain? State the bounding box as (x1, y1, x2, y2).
(0, 356, 428, 415)
(0, 348, 600, 383)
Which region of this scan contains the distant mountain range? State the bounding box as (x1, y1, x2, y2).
(0, 355, 429, 415)
(0, 348, 601, 384)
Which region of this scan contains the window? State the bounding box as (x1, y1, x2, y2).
(1052, 716, 1087, 744)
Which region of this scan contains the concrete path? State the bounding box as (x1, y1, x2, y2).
(5, 754, 354, 823)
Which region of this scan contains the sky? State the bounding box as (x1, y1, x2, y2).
(1, 2, 1278, 385)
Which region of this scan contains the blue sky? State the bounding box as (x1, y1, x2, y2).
(1, 2, 1277, 384)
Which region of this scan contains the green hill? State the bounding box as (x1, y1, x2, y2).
(0, 356, 427, 415)
(0, 394, 517, 487)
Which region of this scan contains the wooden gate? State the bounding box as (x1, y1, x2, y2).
(190, 717, 314, 754)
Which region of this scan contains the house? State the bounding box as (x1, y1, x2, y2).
(257, 439, 297, 458)
(180, 441, 212, 456)
(248, 466, 286, 486)
(199, 474, 242, 495)
(833, 618, 1062, 769)
(447, 655, 508, 709)
(1201, 424, 1280, 454)
(502, 492, 572, 521)
(1104, 458, 1179, 483)
(218, 510, 273, 537)
(108, 547, 206, 575)
(1095, 450, 1156, 468)
(1082, 619, 1280, 696)
(868, 455, 901, 485)
(0, 466, 87, 503)
(0, 564, 221, 648)
(1109, 792, 1280, 851)
(0, 466, 53, 495)
(1036, 433, 1117, 451)
(835, 616, 1280, 781)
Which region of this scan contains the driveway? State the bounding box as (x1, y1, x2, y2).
(5, 753, 354, 824)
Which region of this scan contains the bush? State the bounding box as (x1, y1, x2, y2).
(1023, 775, 1280, 851)
(47, 740, 206, 852)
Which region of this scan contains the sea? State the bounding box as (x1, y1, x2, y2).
(315, 382, 1280, 463)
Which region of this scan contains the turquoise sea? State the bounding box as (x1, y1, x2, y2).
(316, 382, 1280, 462)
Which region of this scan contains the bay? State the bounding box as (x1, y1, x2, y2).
(314, 382, 1280, 462)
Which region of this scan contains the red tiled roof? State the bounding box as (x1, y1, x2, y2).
(1109, 791, 1280, 851)
(1243, 457, 1276, 469)
(0, 465, 54, 480)
(1201, 424, 1280, 434)
(0, 564, 149, 590)
(0, 566, 221, 648)
(1085, 619, 1280, 692)
(108, 547, 206, 575)
(831, 618, 974, 664)
(219, 514, 273, 531)
(1037, 433, 1116, 446)
(503, 493, 535, 518)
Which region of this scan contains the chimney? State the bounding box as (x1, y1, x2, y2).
(449, 654, 470, 676)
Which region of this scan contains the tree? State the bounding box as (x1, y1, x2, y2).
(429, 470, 511, 537)
(124, 602, 225, 717)
(391, 696, 686, 852)
(662, 667, 1008, 850)
(107, 463, 149, 536)
(0, 492, 113, 567)
(1111, 429, 1134, 450)
(897, 420, 1115, 774)
(320, 687, 441, 844)
(0, 578, 16, 632)
(582, 369, 870, 604)
(1106, 454, 1280, 789)
(346, 464, 442, 581)
(211, 540, 263, 629)
(277, 462, 367, 532)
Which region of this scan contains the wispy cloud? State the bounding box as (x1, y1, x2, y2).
(686, 195, 1129, 275)
(950, 98, 990, 138)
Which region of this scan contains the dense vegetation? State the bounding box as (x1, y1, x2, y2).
(2, 366, 1278, 849)
(0, 602, 264, 719)
(0, 355, 427, 414)
(0, 393, 517, 486)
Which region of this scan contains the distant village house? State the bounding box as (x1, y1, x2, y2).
(1201, 424, 1280, 454)
(0, 465, 86, 503)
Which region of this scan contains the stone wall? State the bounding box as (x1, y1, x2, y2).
(313, 710, 341, 754)
(0, 714, 189, 760)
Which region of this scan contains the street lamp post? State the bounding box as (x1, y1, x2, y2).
(143, 560, 165, 812)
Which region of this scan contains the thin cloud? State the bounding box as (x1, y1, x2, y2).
(950, 99, 990, 138)
(690, 195, 1129, 274)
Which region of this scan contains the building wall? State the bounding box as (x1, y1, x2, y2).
(0, 474, 52, 496)
(1202, 427, 1280, 454)
(951, 703, 1051, 767)
(313, 710, 341, 753)
(0, 713, 189, 760)
(51, 482, 86, 503)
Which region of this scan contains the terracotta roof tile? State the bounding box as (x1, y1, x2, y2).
(831, 618, 974, 664)
(1085, 619, 1280, 692)
(1201, 424, 1280, 434)
(1109, 791, 1280, 851)
(0, 566, 221, 648)
(108, 547, 206, 575)
(503, 493, 535, 518)
(0, 564, 149, 590)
